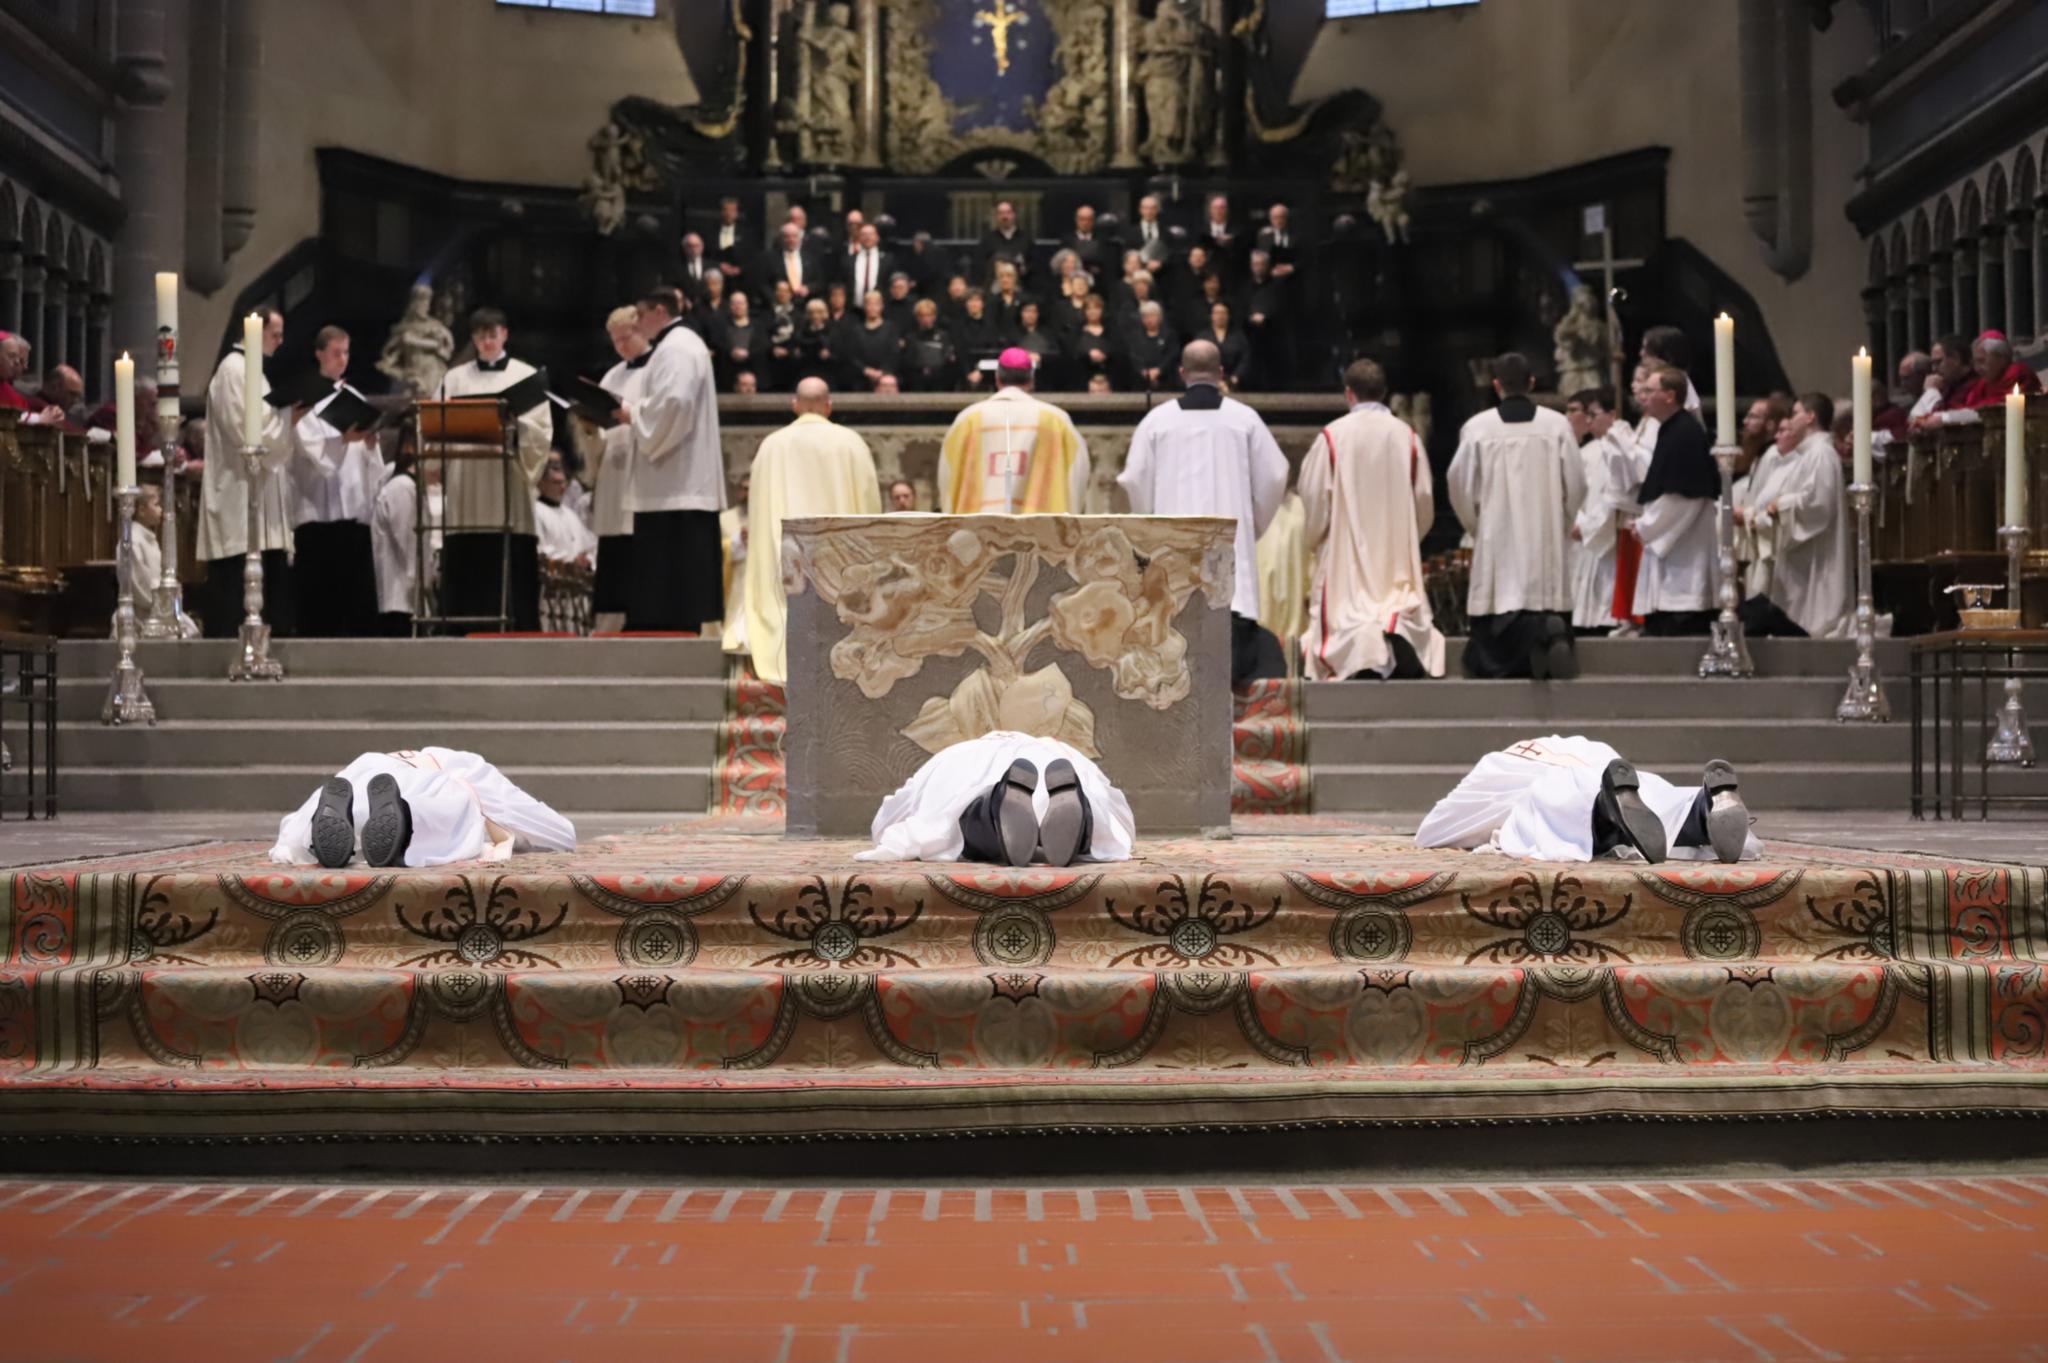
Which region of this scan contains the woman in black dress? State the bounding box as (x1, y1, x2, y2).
(846, 289, 902, 392)
(954, 289, 1002, 391)
(1068, 294, 1123, 392)
(1125, 300, 1178, 394)
(899, 298, 958, 393)
(790, 298, 837, 384)
(709, 290, 765, 392)
(1008, 300, 1060, 384)
(1206, 301, 1252, 391)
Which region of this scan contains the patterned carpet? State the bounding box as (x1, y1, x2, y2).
(709, 667, 1310, 816)
(4, 819, 2047, 1143)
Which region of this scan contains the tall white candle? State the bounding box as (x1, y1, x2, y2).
(154, 273, 178, 338)
(2008, 389, 2028, 528)
(243, 312, 264, 446)
(1852, 348, 1873, 487)
(1714, 314, 1736, 447)
(114, 352, 136, 488)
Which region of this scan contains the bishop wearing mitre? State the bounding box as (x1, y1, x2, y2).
(936, 348, 1090, 514)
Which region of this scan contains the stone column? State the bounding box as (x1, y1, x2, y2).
(112, 0, 186, 370)
(41, 270, 67, 370)
(758, 0, 784, 172)
(1110, 0, 1139, 169)
(2035, 203, 2048, 347)
(855, 0, 881, 168)
(18, 255, 41, 361)
(1862, 287, 1888, 378)
(1909, 265, 1930, 352)
(1980, 223, 2006, 335)
(1886, 278, 1907, 374)
(0, 243, 19, 335)
(2006, 207, 2033, 342)
(1955, 240, 1979, 337)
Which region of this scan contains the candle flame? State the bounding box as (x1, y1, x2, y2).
(1857, 347, 1868, 359)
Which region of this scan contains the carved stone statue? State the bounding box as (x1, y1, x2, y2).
(798, 2, 863, 166)
(1367, 169, 1411, 244)
(1552, 283, 1609, 396)
(377, 284, 456, 400)
(1136, 3, 1205, 166)
(580, 122, 632, 236)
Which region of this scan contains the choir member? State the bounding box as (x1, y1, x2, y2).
(847, 223, 894, 310)
(288, 326, 384, 637)
(1126, 301, 1178, 394)
(708, 291, 765, 393)
(1738, 393, 1852, 639)
(1625, 366, 1720, 636)
(1564, 388, 1629, 634)
(846, 289, 902, 391)
(1060, 204, 1114, 280)
(534, 458, 596, 568)
(1204, 303, 1252, 391)
(900, 299, 959, 393)
(977, 199, 1032, 286)
(436, 307, 551, 632)
(584, 306, 646, 632)
(371, 435, 417, 636)
(198, 305, 295, 638)
(622, 287, 726, 634)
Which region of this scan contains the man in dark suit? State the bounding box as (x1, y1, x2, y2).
(757, 222, 823, 306)
(712, 196, 749, 290)
(1253, 203, 1300, 283)
(678, 232, 714, 304)
(904, 230, 950, 298)
(1131, 193, 1172, 269)
(845, 223, 896, 306)
(977, 200, 1033, 287)
(1199, 194, 1245, 280)
(1060, 204, 1115, 282)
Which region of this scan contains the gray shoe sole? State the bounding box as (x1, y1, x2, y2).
(1039, 759, 1087, 867)
(994, 760, 1040, 868)
(1602, 760, 1667, 864)
(360, 773, 413, 869)
(1701, 759, 1749, 864)
(310, 777, 355, 869)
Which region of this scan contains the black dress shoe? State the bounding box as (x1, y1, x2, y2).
(359, 773, 414, 869)
(1540, 614, 1579, 682)
(310, 777, 356, 869)
(959, 759, 1043, 867)
(1696, 759, 1749, 864)
(1038, 759, 1095, 867)
(1592, 758, 1666, 863)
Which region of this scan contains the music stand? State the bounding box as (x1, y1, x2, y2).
(412, 397, 518, 635)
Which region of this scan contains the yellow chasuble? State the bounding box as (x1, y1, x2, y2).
(936, 388, 1091, 514)
(744, 413, 882, 685)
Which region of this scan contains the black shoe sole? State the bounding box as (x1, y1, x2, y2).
(1701, 758, 1748, 864)
(360, 773, 414, 869)
(1544, 619, 1579, 682)
(1039, 759, 1090, 867)
(1600, 759, 1667, 864)
(309, 777, 355, 869)
(993, 760, 1040, 868)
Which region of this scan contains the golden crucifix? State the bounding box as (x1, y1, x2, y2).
(975, 0, 1028, 75)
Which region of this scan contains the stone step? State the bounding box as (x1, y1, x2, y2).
(58, 765, 709, 814)
(1305, 676, 1913, 723)
(1310, 718, 1914, 767)
(1442, 636, 1912, 677)
(56, 719, 719, 768)
(1311, 761, 1915, 811)
(61, 636, 729, 680)
(55, 675, 727, 723)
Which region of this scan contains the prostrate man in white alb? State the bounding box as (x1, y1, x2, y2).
(622, 286, 725, 633)
(436, 306, 553, 631)
(197, 305, 294, 638)
(937, 348, 1090, 515)
(1738, 392, 1852, 639)
(272, 747, 576, 871)
(1446, 352, 1586, 680)
(1118, 340, 1291, 686)
(1415, 736, 1757, 865)
(1298, 357, 1445, 681)
(580, 305, 647, 633)
(745, 378, 880, 686)
(289, 326, 386, 638)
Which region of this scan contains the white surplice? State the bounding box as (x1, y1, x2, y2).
(197, 347, 293, 561)
(858, 733, 1137, 864)
(1298, 402, 1445, 679)
(1569, 422, 1635, 630)
(1765, 432, 1854, 638)
(270, 747, 577, 868)
(437, 358, 553, 537)
(1733, 441, 1805, 598)
(125, 521, 163, 627)
(289, 390, 386, 530)
(371, 471, 417, 616)
(1117, 386, 1289, 621)
(1446, 403, 1586, 616)
(590, 359, 645, 539)
(625, 321, 725, 516)
(1413, 735, 1760, 863)
(534, 496, 597, 565)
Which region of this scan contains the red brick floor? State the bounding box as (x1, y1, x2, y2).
(2, 1173, 2044, 1361)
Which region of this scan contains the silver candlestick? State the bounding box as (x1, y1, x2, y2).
(1986, 523, 2034, 765)
(102, 485, 157, 725)
(1836, 483, 1889, 721)
(1698, 442, 1756, 678)
(139, 322, 198, 639)
(227, 441, 284, 682)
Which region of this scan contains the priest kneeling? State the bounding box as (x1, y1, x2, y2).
(1415, 735, 1757, 864)
(272, 748, 576, 869)
(859, 734, 1136, 867)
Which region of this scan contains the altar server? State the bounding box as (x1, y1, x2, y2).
(371, 440, 417, 635)
(197, 306, 294, 638)
(1118, 340, 1291, 686)
(746, 380, 881, 685)
(1565, 389, 1628, 633)
(1625, 366, 1720, 635)
(859, 733, 1136, 867)
(937, 348, 1090, 514)
(289, 327, 386, 637)
(129, 485, 166, 623)
(436, 307, 552, 631)
(1414, 735, 1757, 865)
(623, 288, 726, 633)
(1446, 352, 1586, 679)
(583, 306, 648, 633)
(1740, 393, 1852, 639)
(1299, 358, 1445, 681)
(272, 747, 576, 870)
(534, 459, 597, 566)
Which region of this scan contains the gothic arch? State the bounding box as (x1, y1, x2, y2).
(0, 179, 16, 246)
(1911, 208, 1932, 264)
(1869, 235, 1888, 286)
(1889, 222, 1909, 277)
(20, 199, 43, 262)
(2017, 145, 2038, 210)
(1934, 195, 1957, 253)
(1988, 162, 2010, 221)
(86, 240, 108, 295)
(65, 225, 85, 278)
(1960, 180, 1984, 237)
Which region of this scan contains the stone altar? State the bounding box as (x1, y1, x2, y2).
(782, 513, 1236, 840)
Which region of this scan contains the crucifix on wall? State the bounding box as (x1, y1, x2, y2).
(975, 0, 1029, 75)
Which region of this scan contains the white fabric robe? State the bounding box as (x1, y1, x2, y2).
(197, 347, 293, 561)
(590, 359, 644, 538)
(1298, 403, 1445, 679)
(289, 390, 385, 529)
(1446, 404, 1586, 617)
(270, 747, 576, 868)
(858, 733, 1137, 864)
(744, 413, 882, 685)
(625, 322, 725, 515)
(1414, 735, 1760, 863)
(1733, 442, 1803, 599)
(1766, 433, 1854, 638)
(534, 497, 597, 564)
(1569, 424, 1635, 630)
(371, 471, 417, 616)
(1255, 493, 1312, 651)
(437, 358, 553, 538)
(1117, 389, 1289, 621)
(124, 521, 163, 628)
